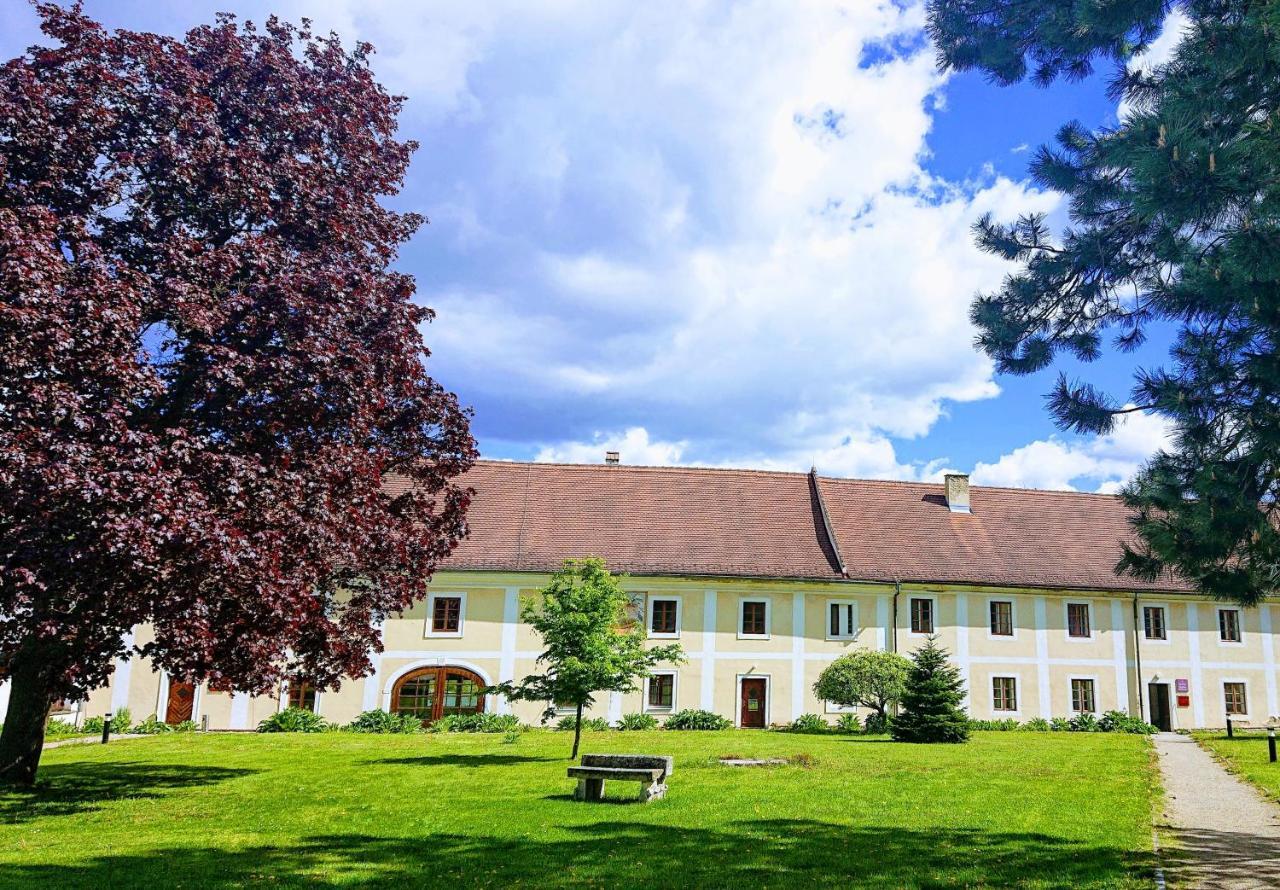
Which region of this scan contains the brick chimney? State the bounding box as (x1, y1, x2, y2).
(944, 473, 971, 513)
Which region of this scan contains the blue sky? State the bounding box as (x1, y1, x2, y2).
(2, 1, 1188, 491)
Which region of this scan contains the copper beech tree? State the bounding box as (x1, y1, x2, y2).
(0, 5, 475, 785)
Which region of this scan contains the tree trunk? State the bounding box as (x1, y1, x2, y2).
(570, 702, 583, 760)
(0, 656, 55, 787)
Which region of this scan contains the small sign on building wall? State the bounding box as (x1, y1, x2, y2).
(1176, 678, 1189, 693)
(1177, 695, 1191, 708)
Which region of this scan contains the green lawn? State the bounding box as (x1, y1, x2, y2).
(4, 730, 1159, 888)
(1192, 730, 1280, 801)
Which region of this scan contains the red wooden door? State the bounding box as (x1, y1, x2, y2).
(740, 678, 767, 728)
(165, 680, 195, 724)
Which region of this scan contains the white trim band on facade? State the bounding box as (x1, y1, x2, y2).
(700, 590, 717, 710)
(497, 586, 520, 715)
(1035, 597, 1051, 718)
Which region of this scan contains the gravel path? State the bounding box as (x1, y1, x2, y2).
(1155, 732, 1280, 889)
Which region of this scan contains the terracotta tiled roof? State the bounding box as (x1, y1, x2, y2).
(816, 476, 1190, 592)
(439, 461, 842, 579)
(429, 459, 1191, 593)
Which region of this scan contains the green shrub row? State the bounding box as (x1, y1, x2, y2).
(60, 709, 197, 738)
(776, 713, 893, 735)
(967, 711, 1158, 734)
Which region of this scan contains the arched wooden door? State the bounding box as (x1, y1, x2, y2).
(391, 666, 485, 724)
(165, 679, 195, 724)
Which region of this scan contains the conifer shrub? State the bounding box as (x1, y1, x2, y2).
(891, 637, 970, 743)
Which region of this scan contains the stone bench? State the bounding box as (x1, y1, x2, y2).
(568, 754, 674, 802)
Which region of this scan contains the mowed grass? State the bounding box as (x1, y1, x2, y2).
(4, 730, 1159, 889)
(1192, 730, 1280, 801)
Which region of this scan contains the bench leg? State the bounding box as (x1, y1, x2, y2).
(638, 781, 667, 803)
(575, 778, 604, 801)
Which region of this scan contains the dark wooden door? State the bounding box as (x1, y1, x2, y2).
(165, 680, 195, 724)
(740, 678, 767, 728)
(1148, 683, 1172, 731)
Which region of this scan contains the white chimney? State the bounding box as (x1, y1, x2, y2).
(944, 473, 971, 513)
(605, 451, 620, 465)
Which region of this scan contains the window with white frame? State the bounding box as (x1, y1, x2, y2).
(1066, 602, 1091, 638)
(992, 676, 1018, 712)
(1219, 609, 1242, 643)
(646, 672, 676, 711)
(426, 592, 465, 637)
(739, 599, 770, 638)
(647, 596, 681, 638)
(1143, 606, 1167, 641)
(827, 600, 857, 640)
(1071, 678, 1096, 713)
(910, 597, 934, 634)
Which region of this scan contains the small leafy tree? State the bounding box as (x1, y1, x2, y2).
(492, 558, 683, 759)
(812, 650, 911, 725)
(892, 637, 970, 744)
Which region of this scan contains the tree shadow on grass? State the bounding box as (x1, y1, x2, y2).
(0, 762, 256, 824)
(364, 754, 560, 768)
(1, 818, 1158, 888)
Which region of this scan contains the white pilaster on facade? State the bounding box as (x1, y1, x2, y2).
(1110, 600, 1130, 713)
(876, 595, 889, 651)
(791, 593, 806, 720)
(229, 692, 250, 729)
(954, 593, 970, 709)
(110, 628, 136, 714)
(1034, 597, 1052, 718)
(360, 618, 388, 712)
(700, 590, 717, 711)
(497, 586, 520, 715)
(607, 691, 622, 723)
(1262, 605, 1278, 719)
(1187, 603, 1206, 727)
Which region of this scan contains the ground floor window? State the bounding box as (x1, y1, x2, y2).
(287, 679, 317, 712)
(992, 676, 1017, 712)
(392, 666, 485, 724)
(647, 672, 675, 711)
(1070, 679, 1096, 714)
(1224, 682, 1248, 716)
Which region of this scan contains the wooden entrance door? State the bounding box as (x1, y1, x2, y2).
(1148, 683, 1172, 732)
(740, 678, 767, 728)
(165, 680, 195, 724)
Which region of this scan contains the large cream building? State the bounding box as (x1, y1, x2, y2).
(16, 460, 1278, 732)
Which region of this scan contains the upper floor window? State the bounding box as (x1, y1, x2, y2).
(992, 676, 1017, 712)
(288, 679, 317, 712)
(740, 600, 769, 638)
(989, 601, 1013, 637)
(1067, 603, 1091, 638)
(1071, 678, 1096, 713)
(1143, 606, 1167, 641)
(910, 598, 934, 634)
(1224, 682, 1248, 715)
(1219, 609, 1242, 643)
(648, 597, 680, 637)
(828, 601, 857, 640)
(426, 592, 465, 637)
